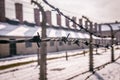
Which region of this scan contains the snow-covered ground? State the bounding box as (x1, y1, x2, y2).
(73, 59, 120, 80)
(0, 46, 120, 80)
(0, 49, 88, 66)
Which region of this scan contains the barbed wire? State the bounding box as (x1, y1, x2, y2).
(39, 0, 120, 39)
(0, 32, 111, 49)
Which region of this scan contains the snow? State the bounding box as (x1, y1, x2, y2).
(0, 22, 110, 40)
(89, 61, 120, 80)
(0, 22, 41, 37)
(0, 46, 120, 80)
(0, 22, 93, 39)
(101, 23, 120, 31)
(0, 49, 88, 66)
(73, 59, 120, 80)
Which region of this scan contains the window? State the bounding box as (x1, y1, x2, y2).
(10, 39, 16, 55)
(50, 41, 54, 46)
(25, 41, 32, 48)
(59, 41, 63, 46)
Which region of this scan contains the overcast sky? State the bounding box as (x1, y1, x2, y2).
(44, 0, 120, 23)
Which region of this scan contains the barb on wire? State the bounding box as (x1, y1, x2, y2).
(31, 32, 41, 47)
(72, 38, 110, 49)
(73, 39, 80, 46)
(0, 32, 50, 47)
(0, 37, 111, 49)
(0, 35, 111, 49)
(84, 41, 89, 46)
(61, 33, 70, 44)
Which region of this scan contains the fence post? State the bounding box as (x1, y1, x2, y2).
(107, 24, 115, 62)
(37, 48, 40, 65)
(89, 22, 94, 71)
(31, 0, 48, 80)
(65, 51, 68, 61)
(111, 33, 114, 62)
(82, 16, 94, 71)
(40, 7, 47, 80)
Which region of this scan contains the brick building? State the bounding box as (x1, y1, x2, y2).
(0, 0, 118, 57)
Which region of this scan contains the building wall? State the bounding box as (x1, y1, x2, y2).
(16, 43, 38, 55)
(46, 41, 81, 52)
(0, 44, 9, 57)
(100, 30, 120, 44)
(0, 38, 10, 57)
(0, 0, 119, 58)
(0, 36, 112, 58)
(0, 37, 84, 57)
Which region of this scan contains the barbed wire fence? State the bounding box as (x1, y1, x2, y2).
(0, 0, 120, 80)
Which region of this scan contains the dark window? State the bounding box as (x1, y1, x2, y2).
(59, 41, 63, 46)
(50, 41, 54, 46)
(10, 39, 16, 55)
(25, 41, 32, 48)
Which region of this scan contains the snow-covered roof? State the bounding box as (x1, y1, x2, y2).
(0, 22, 102, 39)
(0, 22, 41, 37)
(101, 23, 120, 31)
